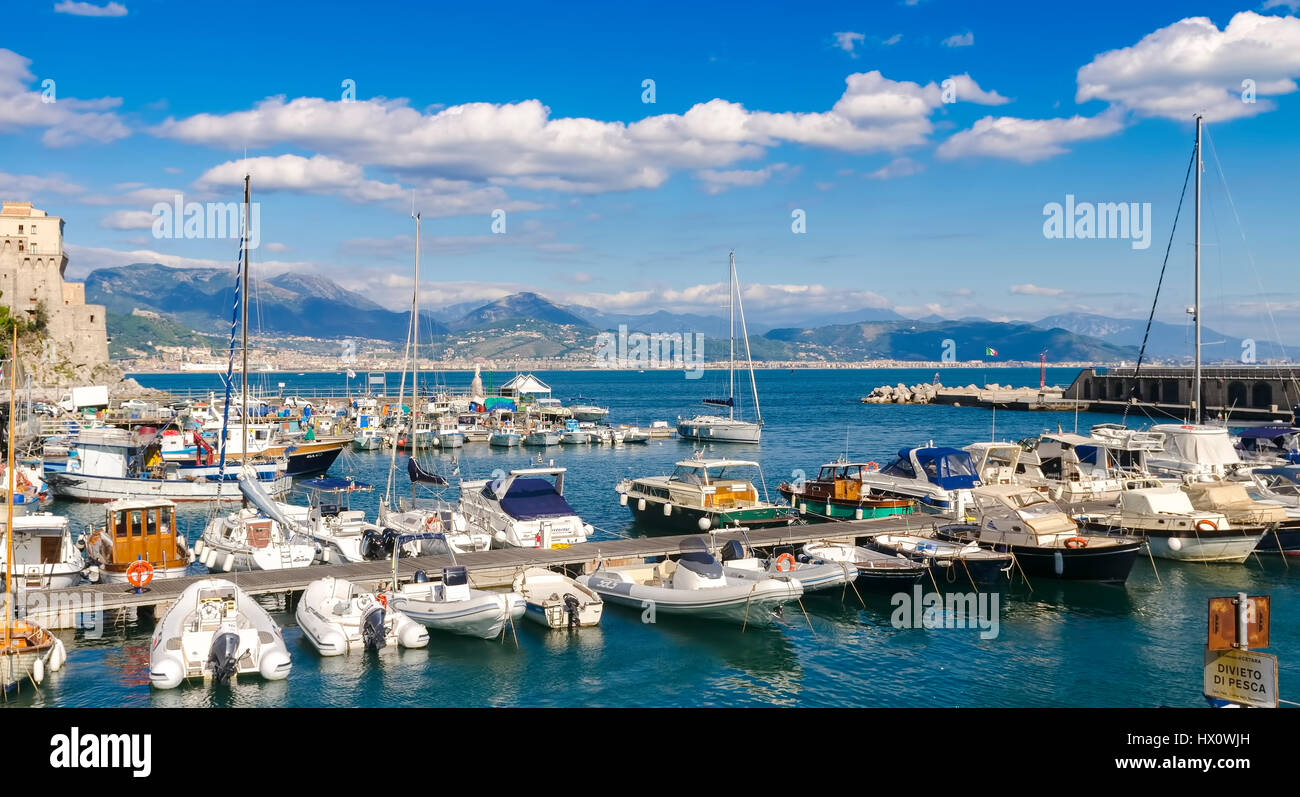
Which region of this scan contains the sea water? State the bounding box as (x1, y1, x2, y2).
(10, 368, 1297, 707)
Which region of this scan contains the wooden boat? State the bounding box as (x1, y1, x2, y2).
(799, 540, 927, 590)
(82, 499, 194, 584)
(779, 461, 914, 521)
(617, 459, 794, 532)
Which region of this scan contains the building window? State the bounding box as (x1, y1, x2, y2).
(16, 225, 22, 233)
(17, 242, 23, 252)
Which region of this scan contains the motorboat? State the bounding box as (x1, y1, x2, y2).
(511, 567, 603, 629)
(433, 417, 465, 448)
(149, 578, 292, 688)
(568, 399, 609, 423)
(459, 467, 592, 548)
(936, 484, 1143, 583)
(869, 531, 1013, 588)
(489, 427, 521, 447)
(799, 540, 928, 591)
(0, 513, 84, 590)
(577, 537, 803, 625)
(1, 462, 52, 508)
(560, 419, 591, 445)
(1239, 466, 1300, 554)
(81, 500, 193, 584)
(1235, 426, 1300, 465)
(1146, 424, 1249, 482)
(678, 252, 763, 444)
(0, 618, 66, 693)
(198, 473, 317, 572)
(295, 577, 428, 656)
(282, 477, 383, 564)
(375, 459, 490, 555)
(616, 458, 794, 532)
(620, 426, 651, 444)
(524, 427, 561, 447)
(1181, 480, 1291, 555)
(1018, 432, 1138, 504)
(390, 567, 526, 639)
(778, 460, 915, 521)
(1073, 481, 1264, 563)
(857, 446, 981, 518)
(715, 539, 856, 593)
(353, 427, 383, 451)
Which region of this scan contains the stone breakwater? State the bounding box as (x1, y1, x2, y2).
(861, 382, 1069, 406)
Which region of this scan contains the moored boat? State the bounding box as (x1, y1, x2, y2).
(617, 458, 794, 532)
(869, 531, 1012, 588)
(512, 567, 603, 629)
(778, 460, 915, 521)
(295, 577, 428, 656)
(799, 540, 928, 590)
(81, 499, 193, 584)
(390, 567, 525, 639)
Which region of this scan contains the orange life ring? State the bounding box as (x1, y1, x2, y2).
(866, 462, 879, 471)
(775, 553, 797, 572)
(376, 592, 388, 609)
(1195, 519, 1218, 532)
(425, 515, 442, 532)
(126, 560, 154, 588)
(1063, 537, 1088, 549)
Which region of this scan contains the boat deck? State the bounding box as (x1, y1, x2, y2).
(27, 515, 936, 624)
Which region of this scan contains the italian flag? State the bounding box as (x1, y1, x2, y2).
(985, 347, 998, 356)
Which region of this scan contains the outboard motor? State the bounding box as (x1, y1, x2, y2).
(359, 528, 385, 561)
(413, 570, 429, 583)
(720, 539, 746, 562)
(360, 605, 387, 651)
(380, 529, 400, 558)
(563, 593, 581, 630)
(207, 627, 241, 685)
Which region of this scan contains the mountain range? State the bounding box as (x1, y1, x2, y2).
(88, 264, 1290, 363)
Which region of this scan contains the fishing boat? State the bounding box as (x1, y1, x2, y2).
(433, 417, 465, 448)
(1, 462, 52, 508)
(390, 566, 526, 639)
(569, 400, 609, 423)
(459, 466, 592, 548)
(214, 422, 349, 477)
(577, 537, 803, 625)
(799, 540, 928, 591)
(716, 538, 856, 593)
(617, 458, 794, 532)
(489, 424, 521, 447)
(869, 531, 1012, 588)
(295, 577, 428, 656)
(936, 485, 1143, 583)
(511, 567, 604, 629)
(149, 578, 292, 688)
(1073, 481, 1264, 563)
(857, 446, 981, 518)
(352, 427, 383, 451)
(524, 426, 561, 446)
(678, 252, 763, 444)
(778, 460, 915, 521)
(0, 513, 84, 590)
(81, 499, 193, 584)
(560, 419, 590, 445)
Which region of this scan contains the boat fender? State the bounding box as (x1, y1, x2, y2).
(1053, 550, 1064, 576)
(201, 548, 215, 569)
(194, 538, 205, 557)
(854, 508, 864, 520)
(663, 502, 673, 517)
(86, 565, 100, 584)
(51, 639, 66, 672)
(637, 499, 646, 512)
(1168, 537, 1183, 552)
(221, 553, 235, 572)
(826, 502, 833, 516)
(321, 548, 331, 564)
(619, 493, 628, 507)
(32, 655, 44, 685)
(775, 553, 796, 572)
(798, 502, 806, 514)
(697, 516, 711, 531)
(1195, 519, 1218, 532)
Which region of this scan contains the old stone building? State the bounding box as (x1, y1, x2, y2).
(0, 201, 111, 379)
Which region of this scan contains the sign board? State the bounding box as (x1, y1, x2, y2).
(1203, 648, 1278, 708)
(1207, 595, 1269, 651)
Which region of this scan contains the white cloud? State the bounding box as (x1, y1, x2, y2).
(883, 33, 903, 46)
(865, 156, 924, 179)
(694, 163, 787, 194)
(1076, 12, 1300, 121)
(53, 1, 127, 16)
(99, 209, 155, 230)
(1262, 0, 1300, 11)
(1010, 283, 1064, 296)
(946, 73, 1011, 105)
(0, 48, 129, 146)
(0, 171, 86, 197)
(264, 242, 289, 253)
(154, 70, 1011, 195)
(942, 32, 974, 48)
(936, 108, 1126, 162)
(833, 31, 866, 54)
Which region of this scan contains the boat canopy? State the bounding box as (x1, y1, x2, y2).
(488, 477, 578, 520)
(884, 447, 979, 490)
(1153, 424, 1241, 467)
(1238, 426, 1300, 441)
(1118, 486, 1197, 515)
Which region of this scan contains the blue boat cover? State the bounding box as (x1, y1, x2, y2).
(489, 477, 577, 520)
(1238, 427, 1300, 440)
(911, 447, 980, 489)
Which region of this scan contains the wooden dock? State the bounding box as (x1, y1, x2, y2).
(23, 515, 933, 626)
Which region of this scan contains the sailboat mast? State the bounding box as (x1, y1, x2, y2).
(728, 251, 735, 420)
(732, 253, 762, 425)
(412, 213, 420, 412)
(1193, 114, 1202, 423)
(241, 175, 251, 461)
(384, 212, 418, 508)
(4, 281, 15, 647)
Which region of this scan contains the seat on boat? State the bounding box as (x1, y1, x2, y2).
(677, 551, 722, 578)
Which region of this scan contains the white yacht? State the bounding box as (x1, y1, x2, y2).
(858, 446, 982, 518)
(459, 466, 592, 549)
(0, 513, 84, 590)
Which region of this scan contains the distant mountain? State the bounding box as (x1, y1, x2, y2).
(450, 292, 591, 332)
(765, 319, 1138, 361)
(106, 310, 219, 359)
(1032, 312, 1293, 362)
(87, 263, 447, 340)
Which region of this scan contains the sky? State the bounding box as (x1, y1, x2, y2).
(3, 0, 1300, 344)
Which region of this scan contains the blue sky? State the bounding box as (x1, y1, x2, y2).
(3, 0, 1300, 343)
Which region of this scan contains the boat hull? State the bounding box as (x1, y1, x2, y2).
(580, 574, 801, 625)
(626, 498, 793, 533)
(48, 472, 293, 503)
(1076, 520, 1265, 563)
(675, 420, 761, 444)
(779, 486, 914, 522)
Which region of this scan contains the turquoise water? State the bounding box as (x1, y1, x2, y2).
(10, 368, 1298, 707)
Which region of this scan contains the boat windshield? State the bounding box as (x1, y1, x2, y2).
(671, 464, 756, 485)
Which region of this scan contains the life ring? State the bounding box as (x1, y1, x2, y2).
(775, 553, 796, 572)
(126, 560, 154, 588)
(376, 592, 388, 609)
(1195, 519, 1218, 532)
(1063, 537, 1088, 550)
(866, 462, 879, 471)
(425, 515, 442, 532)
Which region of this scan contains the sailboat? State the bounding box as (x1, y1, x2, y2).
(676, 251, 763, 443)
(1, 316, 67, 694)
